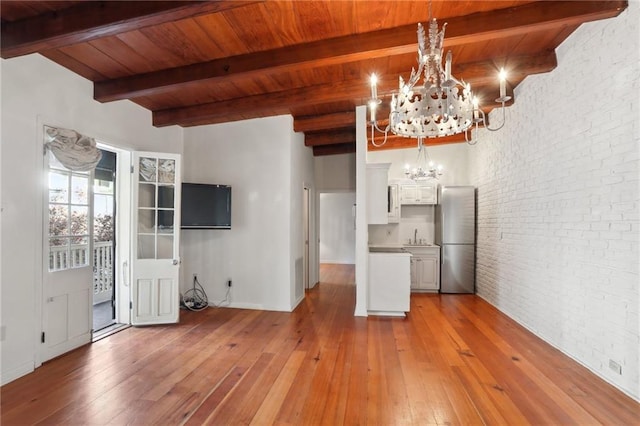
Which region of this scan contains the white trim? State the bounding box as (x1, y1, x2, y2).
(291, 293, 305, 311)
(34, 116, 48, 369)
(354, 105, 368, 317)
(0, 360, 35, 386)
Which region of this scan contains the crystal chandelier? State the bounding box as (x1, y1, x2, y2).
(368, 15, 510, 147)
(404, 138, 443, 181)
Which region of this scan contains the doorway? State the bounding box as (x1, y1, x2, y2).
(303, 187, 310, 291)
(92, 149, 117, 332)
(318, 192, 356, 282)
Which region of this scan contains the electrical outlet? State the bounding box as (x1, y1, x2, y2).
(227, 279, 232, 287)
(193, 273, 198, 281)
(609, 359, 622, 375)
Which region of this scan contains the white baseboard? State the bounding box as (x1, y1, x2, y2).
(319, 260, 355, 265)
(1, 360, 35, 386)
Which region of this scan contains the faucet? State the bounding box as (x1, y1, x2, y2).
(414, 229, 418, 245)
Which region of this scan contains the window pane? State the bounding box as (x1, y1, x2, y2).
(70, 206, 89, 236)
(94, 193, 113, 216)
(158, 210, 173, 233)
(139, 157, 157, 182)
(94, 211, 114, 243)
(158, 186, 174, 208)
(94, 179, 114, 195)
(138, 235, 155, 259)
(158, 159, 175, 184)
(138, 183, 155, 208)
(157, 235, 173, 259)
(49, 172, 69, 203)
(48, 150, 66, 171)
(71, 175, 89, 205)
(138, 209, 155, 234)
(49, 205, 69, 236)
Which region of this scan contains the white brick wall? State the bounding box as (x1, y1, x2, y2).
(469, 2, 639, 400)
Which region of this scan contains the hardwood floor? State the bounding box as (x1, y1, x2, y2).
(2, 263, 638, 425)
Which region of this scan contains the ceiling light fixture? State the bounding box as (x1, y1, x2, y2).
(368, 13, 511, 147)
(404, 138, 443, 181)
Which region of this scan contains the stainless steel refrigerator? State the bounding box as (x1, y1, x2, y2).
(435, 186, 476, 293)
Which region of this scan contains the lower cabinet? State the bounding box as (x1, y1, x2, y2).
(368, 252, 411, 315)
(408, 247, 440, 292)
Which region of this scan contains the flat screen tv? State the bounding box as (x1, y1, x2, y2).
(181, 183, 232, 229)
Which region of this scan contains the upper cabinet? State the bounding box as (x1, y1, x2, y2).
(388, 183, 400, 223)
(400, 183, 437, 205)
(367, 163, 391, 224)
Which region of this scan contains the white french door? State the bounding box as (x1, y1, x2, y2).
(42, 151, 93, 362)
(131, 152, 181, 325)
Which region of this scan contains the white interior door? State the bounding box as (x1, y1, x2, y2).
(42, 150, 93, 361)
(131, 152, 181, 325)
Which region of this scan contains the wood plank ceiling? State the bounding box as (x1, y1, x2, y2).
(1, 1, 628, 156)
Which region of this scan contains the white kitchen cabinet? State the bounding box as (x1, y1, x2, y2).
(400, 183, 437, 205)
(367, 163, 391, 224)
(388, 183, 400, 223)
(406, 247, 440, 292)
(368, 252, 411, 315)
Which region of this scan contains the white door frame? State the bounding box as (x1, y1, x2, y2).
(303, 186, 310, 290)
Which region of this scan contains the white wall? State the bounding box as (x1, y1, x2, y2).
(289, 128, 316, 305)
(319, 193, 356, 264)
(1, 54, 183, 385)
(367, 143, 471, 185)
(181, 115, 315, 312)
(469, 3, 639, 399)
(314, 153, 356, 191)
(354, 105, 369, 316)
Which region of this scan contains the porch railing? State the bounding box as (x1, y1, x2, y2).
(49, 241, 114, 304)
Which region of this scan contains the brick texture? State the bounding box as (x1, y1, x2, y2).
(469, 3, 639, 399)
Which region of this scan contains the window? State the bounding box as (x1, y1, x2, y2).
(48, 151, 91, 271)
(137, 157, 176, 259)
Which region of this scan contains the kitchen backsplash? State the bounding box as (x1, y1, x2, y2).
(369, 205, 435, 245)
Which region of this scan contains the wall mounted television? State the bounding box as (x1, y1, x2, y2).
(180, 183, 232, 230)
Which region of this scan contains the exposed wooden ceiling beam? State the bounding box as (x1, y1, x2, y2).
(313, 143, 356, 156)
(453, 51, 557, 86)
(305, 130, 356, 147)
(93, 1, 622, 103)
(368, 134, 468, 151)
(1, 1, 259, 59)
(153, 78, 365, 127)
(311, 133, 466, 155)
(294, 112, 356, 133)
(152, 54, 527, 128)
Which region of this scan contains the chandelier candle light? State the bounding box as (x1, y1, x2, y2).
(368, 16, 511, 147)
(404, 138, 443, 180)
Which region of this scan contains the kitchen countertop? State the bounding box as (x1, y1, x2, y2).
(369, 243, 439, 253)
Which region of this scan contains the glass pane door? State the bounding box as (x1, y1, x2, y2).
(137, 157, 176, 259)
